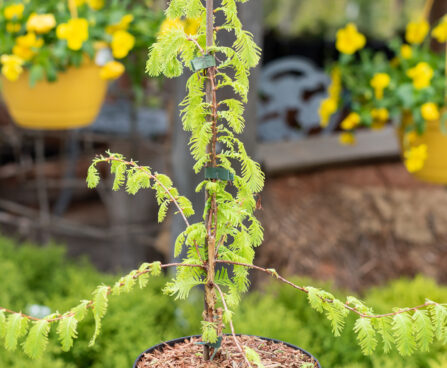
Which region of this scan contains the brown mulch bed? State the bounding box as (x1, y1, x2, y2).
(136, 335, 318, 368)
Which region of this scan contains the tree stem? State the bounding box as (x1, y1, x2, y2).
(203, 0, 219, 361)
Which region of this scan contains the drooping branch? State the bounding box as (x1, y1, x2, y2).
(0, 262, 204, 323)
(103, 156, 191, 228)
(215, 260, 444, 319)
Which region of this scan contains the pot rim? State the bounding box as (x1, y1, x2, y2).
(133, 334, 321, 368)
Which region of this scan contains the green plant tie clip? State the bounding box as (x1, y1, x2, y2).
(191, 54, 216, 72)
(195, 336, 222, 361)
(204, 167, 234, 181)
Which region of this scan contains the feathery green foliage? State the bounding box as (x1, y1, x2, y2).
(57, 316, 78, 352)
(89, 286, 109, 347)
(354, 318, 377, 355)
(23, 319, 50, 359)
(245, 346, 265, 368)
(5, 314, 28, 351)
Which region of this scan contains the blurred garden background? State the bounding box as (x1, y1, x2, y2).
(1, 0, 447, 366)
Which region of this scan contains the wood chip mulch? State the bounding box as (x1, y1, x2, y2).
(136, 335, 319, 367)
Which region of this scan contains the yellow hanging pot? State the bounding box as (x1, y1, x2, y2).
(1, 62, 107, 130)
(398, 113, 447, 185)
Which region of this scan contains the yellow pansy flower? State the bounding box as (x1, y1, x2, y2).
(87, 0, 104, 10)
(0, 54, 24, 81)
(26, 13, 56, 34)
(405, 20, 429, 45)
(371, 108, 389, 130)
(404, 144, 427, 173)
(370, 73, 390, 99)
(341, 112, 361, 130)
(158, 17, 185, 36)
(339, 132, 356, 145)
(100, 61, 125, 80)
(406, 62, 434, 90)
(371, 108, 389, 122)
(400, 44, 412, 59)
(319, 98, 337, 127)
(6, 22, 21, 33)
(421, 102, 440, 121)
(432, 20, 447, 43)
(57, 18, 89, 51)
(111, 30, 135, 59)
(4, 3, 25, 20)
(184, 17, 201, 35)
(106, 14, 134, 34)
(13, 32, 44, 61)
(335, 23, 366, 55)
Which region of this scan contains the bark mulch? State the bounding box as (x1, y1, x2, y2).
(136, 335, 318, 367)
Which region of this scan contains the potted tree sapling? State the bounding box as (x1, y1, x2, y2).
(1, 1, 447, 367)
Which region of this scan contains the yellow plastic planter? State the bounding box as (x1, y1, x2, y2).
(398, 115, 447, 185)
(1, 63, 107, 130)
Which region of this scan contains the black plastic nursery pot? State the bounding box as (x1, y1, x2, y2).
(133, 334, 321, 367)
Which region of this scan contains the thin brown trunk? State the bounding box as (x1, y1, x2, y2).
(203, 0, 219, 361)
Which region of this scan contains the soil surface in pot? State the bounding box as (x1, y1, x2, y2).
(136, 335, 318, 367)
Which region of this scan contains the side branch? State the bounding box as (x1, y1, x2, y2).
(0, 262, 204, 323)
(104, 157, 191, 228)
(215, 260, 442, 319)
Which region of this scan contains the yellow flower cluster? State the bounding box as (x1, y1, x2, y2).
(336, 23, 366, 55)
(184, 17, 201, 35)
(106, 14, 134, 34)
(158, 17, 201, 37)
(102, 14, 136, 60)
(4, 3, 24, 20)
(57, 18, 89, 51)
(341, 112, 361, 130)
(407, 62, 433, 90)
(0, 54, 24, 81)
(319, 68, 341, 127)
(404, 144, 428, 173)
(100, 61, 125, 80)
(26, 13, 56, 34)
(111, 30, 135, 59)
(370, 73, 390, 100)
(13, 33, 43, 61)
(400, 44, 412, 59)
(75, 0, 105, 10)
(319, 99, 337, 128)
(421, 102, 440, 121)
(339, 132, 356, 146)
(6, 22, 21, 33)
(405, 20, 429, 44)
(432, 17, 447, 43)
(371, 107, 389, 130)
(87, 0, 104, 10)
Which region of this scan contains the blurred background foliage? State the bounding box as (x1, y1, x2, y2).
(263, 0, 426, 39)
(1, 236, 446, 368)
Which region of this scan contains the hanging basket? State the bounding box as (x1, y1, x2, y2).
(1, 62, 107, 130)
(398, 114, 447, 185)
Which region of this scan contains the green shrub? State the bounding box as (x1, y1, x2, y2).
(0, 235, 446, 367)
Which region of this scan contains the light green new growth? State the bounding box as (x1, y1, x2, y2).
(0, 0, 446, 365)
